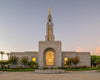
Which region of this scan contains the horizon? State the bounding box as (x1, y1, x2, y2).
(0, 0, 100, 60)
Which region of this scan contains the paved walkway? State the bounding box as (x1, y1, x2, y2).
(0, 70, 100, 80)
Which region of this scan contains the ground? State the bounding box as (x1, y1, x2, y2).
(0, 70, 100, 80)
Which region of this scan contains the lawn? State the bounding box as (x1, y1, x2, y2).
(0, 67, 100, 72)
(98, 69, 100, 72)
(65, 67, 99, 71)
(0, 68, 35, 72)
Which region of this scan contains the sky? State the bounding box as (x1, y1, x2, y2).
(0, 0, 100, 60)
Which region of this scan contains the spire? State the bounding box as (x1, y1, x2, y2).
(45, 8, 55, 41)
(49, 8, 51, 15)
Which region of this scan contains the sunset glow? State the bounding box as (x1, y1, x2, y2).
(0, 0, 100, 60)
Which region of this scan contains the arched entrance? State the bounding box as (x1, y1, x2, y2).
(45, 50, 55, 66)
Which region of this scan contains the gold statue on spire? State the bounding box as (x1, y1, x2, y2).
(49, 8, 51, 15)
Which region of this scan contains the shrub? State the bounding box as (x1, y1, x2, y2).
(21, 57, 28, 68)
(74, 66, 80, 69)
(0, 60, 10, 69)
(97, 65, 100, 68)
(71, 56, 80, 68)
(91, 55, 100, 67)
(0, 60, 9, 65)
(17, 66, 23, 69)
(73, 66, 88, 69)
(7, 65, 10, 69)
(1, 65, 4, 69)
(28, 61, 37, 68)
(12, 66, 23, 70)
(79, 66, 88, 69)
(50, 67, 53, 69)
(95, 59, 100, 65)
(58, 67, 67, 69)
(9, 56, 18, 64)
(43, 67, 48, 69)
(67, 58, 72, 67)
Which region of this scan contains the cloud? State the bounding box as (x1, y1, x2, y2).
(95, 46, 100, 55)
(76, 47, 82, 52)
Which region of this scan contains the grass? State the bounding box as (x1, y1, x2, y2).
(65, 67, 99, 71)
(0, 67, 100, 72)
(98, 69, 100, 72)
(0, 68, 35, 72)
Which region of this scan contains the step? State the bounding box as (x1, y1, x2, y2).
(35, 69, 66, 74)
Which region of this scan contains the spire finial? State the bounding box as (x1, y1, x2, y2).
(49, 8, 51, 15)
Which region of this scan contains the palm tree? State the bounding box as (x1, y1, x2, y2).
(6, 53, 10, 60)
(0, 51, 4, 61)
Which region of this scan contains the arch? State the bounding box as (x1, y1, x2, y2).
(44, 47, 56, 53)
(64, 57, 68, 67)
(44, 48, 55, 66)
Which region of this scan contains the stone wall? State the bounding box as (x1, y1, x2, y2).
(10, 52, 38, 68)
(62, 52, 91, 67)
(39, 41, 62, 68)
(10, 51, 91, 68)
(76, 52, 91, 67)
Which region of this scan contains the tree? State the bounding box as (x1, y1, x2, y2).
(0, 51, 4, 60)
(91, 55, 100, 67)
(65, 58, 72, 68)
(21, 57, 28, 68)
(0, 61, 2, 66)
(0, 60, 9, 69)
(71, 56, 80, 68)
(1, 60, 9, 65)
(9, 56, 18, 64)
(6, 53, 10, 60)
(91, 55, 97, 67)
(67, 58, 72, 68)
(95, 59, 100, 65)
(28, 61, 37, 68)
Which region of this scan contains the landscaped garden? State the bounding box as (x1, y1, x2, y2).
(0, 51, 100, 72)
(0, 51, 37, 71)
(63, 55, 100, 71)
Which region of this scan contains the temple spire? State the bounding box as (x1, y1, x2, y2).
(45, 8, 55, 41)
(49, 8, 51, 15)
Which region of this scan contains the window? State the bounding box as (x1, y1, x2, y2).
(64, 57, 68, 67)
(32, 57, 36, 67)
(32, 57, 36, 62)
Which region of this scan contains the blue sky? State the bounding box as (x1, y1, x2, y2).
(0, 0, 100, 59)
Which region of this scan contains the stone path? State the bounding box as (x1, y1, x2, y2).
(0, 70, 100, 80)
(35, 69, 65, 74)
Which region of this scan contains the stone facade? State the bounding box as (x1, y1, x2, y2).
(39, 41, 62, 68)
(10, 9, 91, 68)
(10, 51, 90, 68)
(10, 52, 38, 68)
(62, 52, 90, 67)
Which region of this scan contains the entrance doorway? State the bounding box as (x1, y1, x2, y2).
(45, 51, 55, 66)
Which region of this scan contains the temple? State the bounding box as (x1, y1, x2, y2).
(10, 9, 91, 68)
